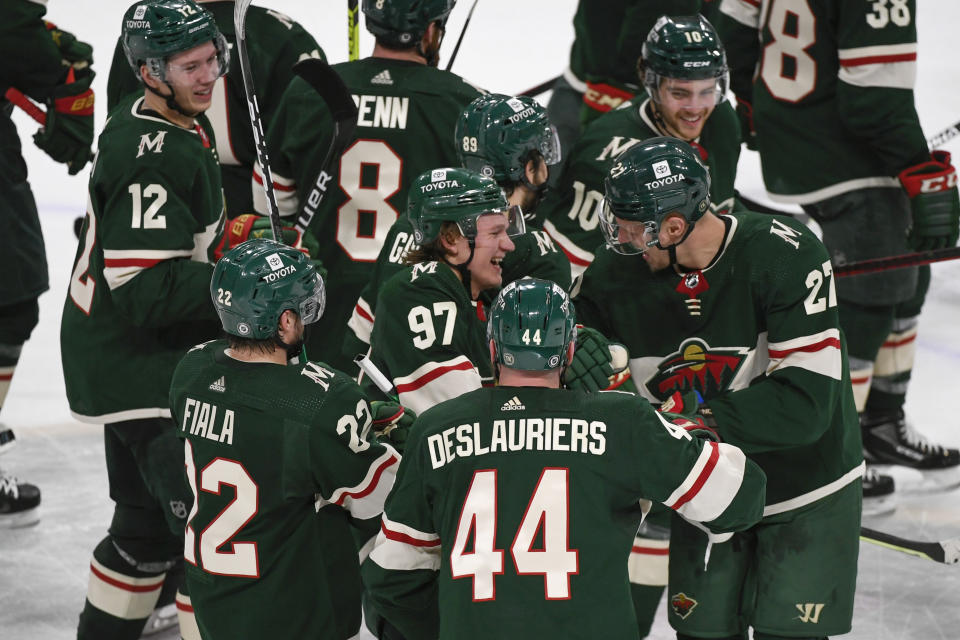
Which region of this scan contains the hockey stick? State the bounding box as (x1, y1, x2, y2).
(519, 75, 560, 98)
(929, 120, 960, 149)
(234, 0, 283, 241)
(444, 0, 478, 72)
(354, 353, 398, 401)
(4, 88, 46, 125)
(289, 58, 358, 234)
(347, 0, 360, 61)
(834, 245, 960, 276)
(860, 526, 960, 564)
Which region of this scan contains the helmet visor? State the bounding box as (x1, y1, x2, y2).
(297, 271, 326, 325)
(458, 205, 527, 239)
(600, 200, 659, 255)
(647, 73, 728, 107)
(537, 124, 563, 166)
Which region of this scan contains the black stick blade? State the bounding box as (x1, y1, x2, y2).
(292, 58, 358, 125)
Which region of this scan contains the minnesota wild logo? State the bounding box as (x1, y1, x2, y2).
(670, 592, 698, 620)
(646, 338, 748, 398)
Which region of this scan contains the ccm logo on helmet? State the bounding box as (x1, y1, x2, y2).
(645, 173, 686, 190)
(420, 179, 461, 193)
(683, 61, 712, 68)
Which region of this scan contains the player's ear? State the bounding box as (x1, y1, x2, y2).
(565, 341, 575, 366)
(489, 339, 497, 366)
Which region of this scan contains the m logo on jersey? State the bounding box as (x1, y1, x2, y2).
(645, 338, 748, 398)
(136, 131, 167, 158)
(670, 593, 698, 620)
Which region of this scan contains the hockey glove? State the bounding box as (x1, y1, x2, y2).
(735, 99, 757, 151)
(658, 390, 720, 442)
(370, 401, 416, 454)
(899, 151, 960, 250)
(562, 326, 629, 393)
(44, 21, 94, 70)
(33, 67, 94, 175)
(227, 214, 316, 254)
(580, 80, 637, 127)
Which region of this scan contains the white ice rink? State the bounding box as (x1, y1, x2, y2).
(2, 1, 959, 638)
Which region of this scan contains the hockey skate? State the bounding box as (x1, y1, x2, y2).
(861, 409, 960, 493)
(140, 603, 178, 637)
(0, 428, 41, 528)
(861, 466, 896, 517)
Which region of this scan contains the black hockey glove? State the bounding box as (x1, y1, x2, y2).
(562, 326, 628, 393)
(370, 401, 416, 454)
(33, 67, 94, 175)
(899, 151, 960, 251)
(44, 20, 94, 70)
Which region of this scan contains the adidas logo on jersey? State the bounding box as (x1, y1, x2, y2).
(370, 69, 393, 85)
(501, 396, 525, 411)
(208, 376, 226, 393)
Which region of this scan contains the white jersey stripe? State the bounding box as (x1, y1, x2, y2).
(252, 164, 299, 217)
(397, 366, 482, 415)
(346, 296, 375, 345)
(382, 516, 439, 544)
(86, 558, 165, 620)
(720, 0, 761, 28)
(665, 442, 748, 523)
(370, 532, 442, 572)
(316, 449, 398, 520)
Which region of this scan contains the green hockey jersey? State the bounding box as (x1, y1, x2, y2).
(261, 58, 483, 371)
(343, 216, 571, 373)
(60, 94, 225, 423)
(169, 340, 399, 640)
(717, 0, 928, 202)
(106, 2, 326, 218)
(362, 385, 766, 640)
(367, 261, 491, 415)
(574, 213, 863, 510)
(541, 97, 740, 274)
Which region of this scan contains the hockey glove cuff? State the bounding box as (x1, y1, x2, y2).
(228, 214, 310, 253)
(899, 151, 960, 251)
(370, 401, 417, 454)
(580, 80, 637, 127)
(33, 67, 94, 175)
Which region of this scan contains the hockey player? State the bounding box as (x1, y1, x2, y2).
(259, 0, 483, 372)
(105, 0, 326, 219)
(364, 168, 525, 415)
(576, 138, 863, 638)
(343, 94, 571, 371)
(0, 2, 94, 526)
(545, 0, 702, 183)
(170, 238, 404, 639)
(59, 2, 229, 638)
(716, 0, 960, 499)
(541, 14, 740, 278)
(361, 277, 767, 639)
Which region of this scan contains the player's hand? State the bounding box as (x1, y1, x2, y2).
(899, 151, 960, 250)
(580, 80, 637, 127)
(370, 401, 416, 454)
(562, 326, 628, 393)
(735, 99, 757, 150)
(33, 67, 94, 174)
(227, 214, 312, 254)
(44, 21, 94, 70)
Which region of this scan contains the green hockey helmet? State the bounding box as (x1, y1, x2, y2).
(407, 167, 526, 245)
(600, 137, 711, 255)
(488, 278, 577, 371)
(455, 94, 561, 184)
(640, 14, 728, 104)
(211, 239, 325, 340)
(362, 0, 456, 47)
(122, 0, 229, 82)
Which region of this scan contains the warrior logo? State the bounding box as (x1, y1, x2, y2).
(795, 603, 825, 624)
(670, 593, 698, 620)
(646, 338, 747, 398)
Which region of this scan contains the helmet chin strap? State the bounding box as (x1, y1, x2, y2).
(656, 220, 697, 267)
(446, 240, 476, 298)
(145, 81, 199, 119)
